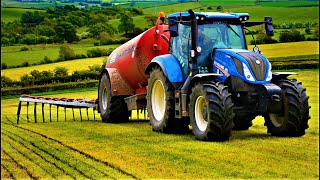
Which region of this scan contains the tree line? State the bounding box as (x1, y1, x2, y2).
(1, 5, 145, 46)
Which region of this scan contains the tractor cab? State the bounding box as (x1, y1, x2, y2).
(167, 11, 274, 82)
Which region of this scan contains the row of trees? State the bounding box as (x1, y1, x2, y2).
(251, 27, 319, 45)
(1, 5, 143, 46)
(1, 65, 102, 88)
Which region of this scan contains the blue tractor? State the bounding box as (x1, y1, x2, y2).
(145, 10, 310, 141)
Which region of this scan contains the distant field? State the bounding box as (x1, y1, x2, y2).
(1, 40, 119, 67)
(109, 15, 149, 30)
(1, 8, 44, 22)
(143, 2, 202, 15)
(1, 57, 105, 81)
(258, 1, 319, 7)
(143, 5, 319, 24)
(198, 0, 256, 7)
(117, 1, 178, 9)
(2, 41, 318, 81)
(1, 2, 54, 9)
(223, 6, 319, 24)
(247, 41, 319, 58)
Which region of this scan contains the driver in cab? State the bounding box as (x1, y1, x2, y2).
(197, 25, 228, 66)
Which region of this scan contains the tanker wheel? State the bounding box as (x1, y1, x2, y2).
(264, 79, 310, 137)
(147, 67, 188, 133)
(189, 82, 235, 141)
(232, 115, 256, 130)
(98, 73, 129, 123)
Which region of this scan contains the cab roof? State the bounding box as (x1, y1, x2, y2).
(167, 11, 250, 22)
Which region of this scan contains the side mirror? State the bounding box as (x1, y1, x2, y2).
(264, 16, 274, 36)
(169, 19, 179, 37)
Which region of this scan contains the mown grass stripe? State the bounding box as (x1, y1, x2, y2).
(1, 124, 95, 180)
(2, 128, 116, 180)
(1, 150, 37, 180)
(1, 121, 139, 180)
(0, 163, 15, 180)
(1, 130, 74, 179)
(1, 135, 56, 179)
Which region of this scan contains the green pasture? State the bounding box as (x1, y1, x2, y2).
(109, 15, 149, 30)
(1, 69, 319, 179)
(143, 4, 319, 24)
(1, 39, 119, 67)
(1, 2, 54, 9)
(117, 1, 178, 9)
(224, 6, 319, 24)
(1, 41, 319, 80)
(197, 0, 256, 7)
(247, 41, 319, 58)
(1, 7, 44, 22)
(1, 57, 105, 81)
(258, 1, 319, 7)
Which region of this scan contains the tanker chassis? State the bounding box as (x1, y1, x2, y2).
(98, 10, 310, 141)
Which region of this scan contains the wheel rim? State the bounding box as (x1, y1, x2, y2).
(269, 95, 288, 127)
(195, 96, 208, 132)
(269, 113, 285, 127)
(152, 80, 166, 121)
(102, 87, 108, 110)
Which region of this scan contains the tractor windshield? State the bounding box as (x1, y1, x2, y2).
(198, 22, 246, 50)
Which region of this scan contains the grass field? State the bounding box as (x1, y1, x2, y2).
(142, 4, 319, 24)
(1, 69, 319, 179)
(2, 41, 318, 80)
(247, 41, 319, 58)
(258, 1, 319, 7)
(1, 57, 105, 81)
(1, 40, 119, 67)
(1, 8, 44, 22)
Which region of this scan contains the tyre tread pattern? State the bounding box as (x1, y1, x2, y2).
(147, 67, 189, 134)
(99, 73, 129, 123)
(266, 79, 310, 136)
(191, 82, 235, 141)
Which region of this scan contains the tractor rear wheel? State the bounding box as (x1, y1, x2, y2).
(98, 73, 129, 123)
(147, 67, 188, 133)
(189, 82, 234, 141)
(264, 79, 310, 137)
(232, 115, 256, 130)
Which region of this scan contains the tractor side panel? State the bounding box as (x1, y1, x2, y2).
(149, 54, 184, 83)
(106, 68, 135, 96)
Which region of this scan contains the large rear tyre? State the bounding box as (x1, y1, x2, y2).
(147, 67, 188, 133)
(98, 73, 129, 123)
(232, 115, 256, 130)
(264, 79, 310, 137)
(189, 82, 234, 141)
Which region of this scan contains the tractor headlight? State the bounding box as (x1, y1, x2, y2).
(266, 61, 272, 81)
(242, 63, 255, 81)
(266, 70, 272, 81)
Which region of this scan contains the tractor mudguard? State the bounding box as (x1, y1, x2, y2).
(261, 83, 282, 114)
(145, 54, 184, 83)
(99, 68, 135, 96)
(271, 72, 297, 81)
(187, 73, 222, 94)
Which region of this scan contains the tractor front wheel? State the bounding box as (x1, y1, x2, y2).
(264, 79, 310, 136)
(98, 73, 129, 123)
(189, 82, 234, 141)
(147, 67, 188, 133)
